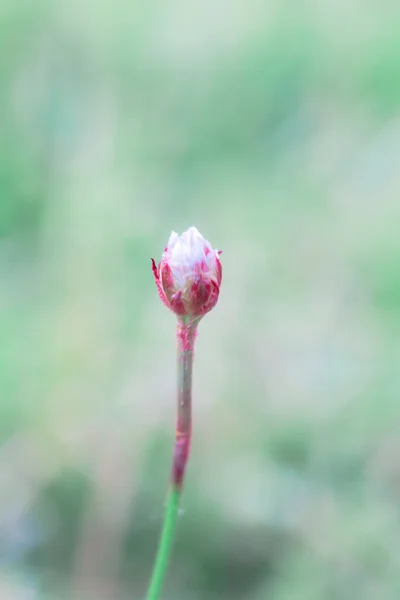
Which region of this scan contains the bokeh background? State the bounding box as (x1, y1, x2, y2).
(2, 1, 400, 598)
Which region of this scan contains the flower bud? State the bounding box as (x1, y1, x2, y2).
(152, 227, 222, 318)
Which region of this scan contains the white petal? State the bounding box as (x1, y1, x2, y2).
(163, 226, 220, 290)
(186, 226, 202, 239)
(167, 231, 179, 251)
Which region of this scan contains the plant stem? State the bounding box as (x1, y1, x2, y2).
(145, 318, 198, 600)
(145, 485, 181, 600)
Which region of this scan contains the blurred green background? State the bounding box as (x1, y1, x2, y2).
(1, 1, 400, 598)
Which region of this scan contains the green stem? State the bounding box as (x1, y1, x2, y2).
(145, 318, 198, 600)
(145, 485, 181, 600)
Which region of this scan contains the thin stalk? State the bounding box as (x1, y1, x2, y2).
(145, 486, 180, 600)
(145, 318, 198, 600)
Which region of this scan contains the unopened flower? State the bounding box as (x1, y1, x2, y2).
(152, 226, 222, 318)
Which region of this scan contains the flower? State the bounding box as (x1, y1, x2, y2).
(152, 227, 222, 318)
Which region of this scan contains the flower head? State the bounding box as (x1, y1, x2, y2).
(152, 227, 222, 319)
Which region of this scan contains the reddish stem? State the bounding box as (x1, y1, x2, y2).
(172, 318, 198, 489)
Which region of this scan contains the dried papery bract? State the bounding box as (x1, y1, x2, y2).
(146, 227, 222, 600)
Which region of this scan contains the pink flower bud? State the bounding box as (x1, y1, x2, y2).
(152, 227, 222, 318)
